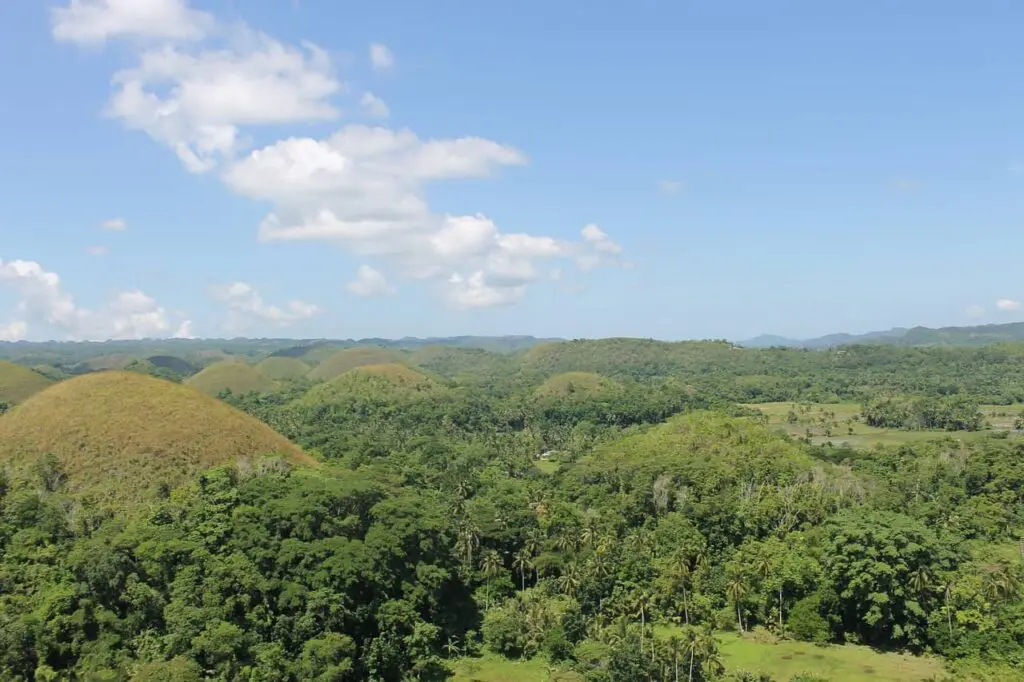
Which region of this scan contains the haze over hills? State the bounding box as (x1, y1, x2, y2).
(739, 321, 1024, 348)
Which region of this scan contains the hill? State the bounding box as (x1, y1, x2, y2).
(255, 356, 311, 380)
(534, 371, 620, 398)
(740, 321, 1024, 349)
(308, 347, 409, 381)
(303, 363, 437, 405)
(345, 363, 434, 386)
(0, 372, 314, 508)
(0, 360, 54, 403)
(185, 362, 278, 395)
(146, 355, 199, 376)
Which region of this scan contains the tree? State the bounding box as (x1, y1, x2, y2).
(513, 548, 534, 591)
(726, 577, 748, 633)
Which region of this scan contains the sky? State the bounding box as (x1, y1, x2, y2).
(2, 1, 1024, 342)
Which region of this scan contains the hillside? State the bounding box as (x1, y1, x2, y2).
(534, 371, 620, 398)
(0, 360, 54, 403)
(345, 362, 434, 386)
(740, 321, 1024, 349)
(308, 347, 409, 381)
(0, 372, 314, 508)
(185, 362, 278, 395)
(255, 356, 310, 380)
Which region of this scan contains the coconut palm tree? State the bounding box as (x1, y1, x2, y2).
(481, 549, 503, 609)
(726, 576, 748, 633)
(513, 548, 534, 591)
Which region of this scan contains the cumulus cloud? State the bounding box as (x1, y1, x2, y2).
(369, 43, 394, 71)
(359, 92, 390, 118)
(52, 0, 214, 46)
(107, 31, 342, 172)
(996, 299, 1022, 311)
(57, 0, 628, 311)
(172, 319, 194, 339)
(0, 258, 174, 340)
(221, 124, 624, 306)
(347, 265, 393, 297)
(211, 281, 319, 331)
(0, 321, 29, 342)
(101, 217, 128, 231)
(86, 245, 110, 256)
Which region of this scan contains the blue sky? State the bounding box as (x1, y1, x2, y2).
(2, 1, 1024, 341)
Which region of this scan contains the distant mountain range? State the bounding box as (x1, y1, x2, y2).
(739, 321, 1024, 349)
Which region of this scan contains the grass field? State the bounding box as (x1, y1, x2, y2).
(449, 633, 946, 682)
(0, 360, 53, 403)
(186, 362, 278, 395)
(709, 631, 944, 681)
(449, 654, 581, 682)
(744, 401, 1017, 448)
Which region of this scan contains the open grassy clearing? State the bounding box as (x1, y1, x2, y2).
(449, 654, 582, 682)
(647, 628, 945, 682)
(744, 401, 1018, 448)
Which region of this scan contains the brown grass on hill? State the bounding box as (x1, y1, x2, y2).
(185, 362, 278, 395)
(308, 347, 408, 381)
(534, 371, 619, 398)
(255, 356, 310, 380)
(0, 360, 54, 403)
(0, 372, 315, 508)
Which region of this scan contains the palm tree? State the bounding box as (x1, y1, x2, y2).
(666, 635, 683, 682)
(726, 576, 748, 633)
(697, 626, 724, 680)
(672, 557, 693, 625)
(482, 549, 503, 609)
(444, 635, 461, 658)
(556, 561, 582, 598)
(513, 548, 534, 591)
(456, 524, 481, 566)
(632, 589, 653, 655)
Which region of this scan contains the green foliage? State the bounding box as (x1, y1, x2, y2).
(787, 594, 831, 644)
(862, 395, 984, 431)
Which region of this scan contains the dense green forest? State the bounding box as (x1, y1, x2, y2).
(0, 337, 1021, 680)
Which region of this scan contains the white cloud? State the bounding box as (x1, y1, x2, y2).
(86, 245, 110, 256)
(172, 319, 194, 338)
(52, 0, 214, 46)
(369, 43, 394, 71)
(0, 258, 173, 340)
(359, 92, 390, 118)
(0, 320, 29, 342)
(658, 179, 682, 195)
(101, 217, 128, 231)
(347, 265, 393, 297)
(220, 125, 624, 307)
(447, 272, 524, 309)
(60, 2, 628, 311)
(211, 281, 319, 331)
(108, 31, 342, 173)
(996, 298, 1022, 311)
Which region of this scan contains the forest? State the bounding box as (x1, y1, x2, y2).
(0, 337, 1021, 681)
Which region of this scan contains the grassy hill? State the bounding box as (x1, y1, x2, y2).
(146, 355, 198, 376)
(0, 372, 315, 509)
(302, 363, 437, 405)
(533, 371, 619, 398)
(345, 363, 434, 386)
(185, 362, 278, 395)
(255, 356, 311, 380)
(308, 347, 409, 381)
(0, 360, 54, 403)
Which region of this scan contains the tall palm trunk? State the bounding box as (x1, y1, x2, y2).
(778, 587, 784, 631)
